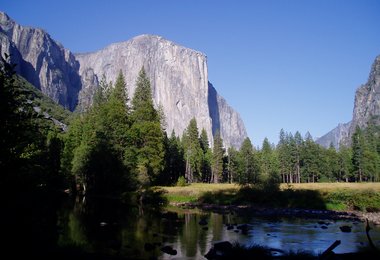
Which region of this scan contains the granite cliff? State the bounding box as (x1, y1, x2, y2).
(317, 55, 380, 149)
(0, 12, 247, 148)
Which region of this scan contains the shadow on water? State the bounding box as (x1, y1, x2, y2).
(199, 186, 327, 210)
(2, 188, 380, 259)
(2, 189, 64, 257)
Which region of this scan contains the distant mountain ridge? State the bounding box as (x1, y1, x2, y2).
(0, 11, 247, 149)
(317, 55, 380, 148)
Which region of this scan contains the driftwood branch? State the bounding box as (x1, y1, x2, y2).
(320, 240, 341, 259)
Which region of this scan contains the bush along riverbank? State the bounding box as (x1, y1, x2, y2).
(160, 183, 380, 224)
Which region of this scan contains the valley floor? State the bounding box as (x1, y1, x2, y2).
(160, 182, 380, 224)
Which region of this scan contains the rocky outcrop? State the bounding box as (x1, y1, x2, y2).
(350, 55, 380, 132)
(0, 11, 81, 110)
(0, 12, 247, 148)
(76, 34, 247, 148)
(317, 55, 380, 149)
(316, 122, 350, 149)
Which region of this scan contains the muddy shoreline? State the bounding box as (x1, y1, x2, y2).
(171, 202, 380, 225)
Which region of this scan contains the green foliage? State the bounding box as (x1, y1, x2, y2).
(63, 70, 135, 195)
(236, 137, 260, 185)
(194, 185, 326, 209)
(226, 147, 239, 183)
(199, 128, 212, 182)
(129, 67, 165, 187)
(131, 67, 158, 122)
(0, 54, 66, 193)
(259, 137, 279, 184)
(351, 124, 380, 182)
(160, 130, 185, 185)
(211, 130, 225, 183)
(176, 176, 188, 187)
(183, 118, 203, 183)
(325, 190, 380, 212)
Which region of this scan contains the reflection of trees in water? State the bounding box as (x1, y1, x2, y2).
(3, 191, 62, 256)
(176, 212, 232, 257)
(59, 196, 124, 255)
(60, 197, 174, 258)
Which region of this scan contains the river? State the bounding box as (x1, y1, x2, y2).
(55, 197, 380, 259)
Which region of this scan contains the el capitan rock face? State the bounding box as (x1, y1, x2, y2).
(0, 12, 247, 149)
(317, 55, 380, 148)
(75, 34, 247, 148)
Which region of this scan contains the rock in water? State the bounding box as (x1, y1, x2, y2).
(161, 245, 177, 255)
(339, 225, 352, 233)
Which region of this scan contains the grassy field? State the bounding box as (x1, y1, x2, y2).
(159, 183, 380, 212)
(161, 183, 239, 203)
(282, 182, 380, 192)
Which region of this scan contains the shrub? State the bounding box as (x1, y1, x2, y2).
(176, 176, 187, 187)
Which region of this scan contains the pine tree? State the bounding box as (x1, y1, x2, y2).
(183, 118, 203, 183)
(325, 143, 339, 181)
(64, 70, 134, 195)
(293, 131, 303, 183)
(226, 147, 239, 183)
(211, 130, 225, 183)
(338, 145, 353, 182)
(199, 128, 211, 182)
(300, 137, 321, 183)
(103, 70, 130, 158)
(162, 130, 185, 185)
(128, 67, 164, 187)
(259, 137, 279, 182)
(277, 129, 292, 183)
(131, 67, 158, 122)
(238, 137, 259, 185)
(352, 126, 365, 182)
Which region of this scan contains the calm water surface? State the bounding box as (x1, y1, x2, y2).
(54, 197, 380, 259)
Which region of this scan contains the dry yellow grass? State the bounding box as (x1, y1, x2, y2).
(282, 182, 380, 192)
(161, 182, 380, 195)
(160, 183, 239, 197)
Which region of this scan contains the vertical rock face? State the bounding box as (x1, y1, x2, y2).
(0, 11, 81, 110)
(0, 12, 247, 149)
(350, 55, 380, 131)
(76, 34, 247, 148)
(317, 55, 380, 148)
(76, 35, 214, 145)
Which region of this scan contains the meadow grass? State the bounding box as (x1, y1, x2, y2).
(282, 182, 380, 192)
(159, 182, 380, 212)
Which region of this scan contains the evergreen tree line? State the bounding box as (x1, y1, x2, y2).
(229, 126, 380, 185)
(162, 124, 380, 186)
(2, 56, 380, 200)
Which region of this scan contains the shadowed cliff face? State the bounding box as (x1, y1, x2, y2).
(208, 82, 220, 136)
(317, 55, 380, 149)
(0, 11, 81, 110)
(208, 82, 248, 149)
(0, 12, 247, 149)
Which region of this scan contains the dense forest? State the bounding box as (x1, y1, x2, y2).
(1, 56, 380, 200)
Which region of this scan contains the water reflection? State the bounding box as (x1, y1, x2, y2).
(55, 197, 380, 258)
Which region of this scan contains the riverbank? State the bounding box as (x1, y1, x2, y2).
(169, 202, 380, 225)
(160, 183, 380, 224)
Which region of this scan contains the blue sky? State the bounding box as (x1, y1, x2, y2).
(3, 0, 380, 146)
